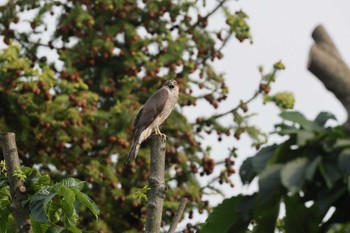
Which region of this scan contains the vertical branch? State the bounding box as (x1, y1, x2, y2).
(145, 135, 167, 233)
(167, 197, 188, 233)
(0, 132, 32, 233)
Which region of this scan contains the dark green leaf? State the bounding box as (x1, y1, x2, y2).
(305, 157, 321, 181)
(252, 199, 280, 233)
(240, 144, 277, 184)
(314, 111, 337, 127)
(258, 164, 283, 203)
(201, 195, 252, 233)
(0, 208, 10, 233)
(339, 149, 350, 176)
(73, 189, 100, 218)
(319, 163, 342, 188)
(0, 177, 8, 188)
(284, 196, 319, 233)
(281, 158, 309, 194)
(29, 188, 56, 222)
(280, 111, 319, 131)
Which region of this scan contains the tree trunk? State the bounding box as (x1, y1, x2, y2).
(0, 132, 32, 233)
(145, 135, 167, 233)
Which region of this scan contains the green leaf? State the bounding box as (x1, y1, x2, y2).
(305, 157, 321, 181)
(5, 215, 15, 233)
(284, 196, 319, 233)
(0, 208, 10, 233)
(258, 164, 283, 203)
(252, 199, 280, 233)
(60, 178, 85, 190)
(46, 226, 65, 233)
(240, 144, 277, 184)
(68, 226, 82, 233)
(339, 149, 350, 176)
(280, 111, 319, 131)
(61, 199, 78, 228)
(0, 177, 8, 188)
(296, 130, 315, 146)
(314, 111, 336, 127)
(281, 158, 309, 194)
(29, 188, 56, 222)
(31, 217, 50, 233)
(47, 200, 61, 224)
(57, 185, 75, 203)
(201, 195, 252, 233)
(73, 189, 100, 218)
(319, 162, 342, 188)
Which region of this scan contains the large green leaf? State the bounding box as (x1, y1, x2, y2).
(281, 158, 309, 194)
(258, 164, 283, 203)
(284, 196, 319, 233)
(60, 199, 78, 228)
(60, 178, 85, 190)
(252, 199, 280, 233)
(240, 144, 277, 184)
(57, 185, 75, 203)
(73, 189, 100, 218)
(201, 195, 252, 233)
(29, 188, 56, 222)
(314, 111, 336, 127)
(280, 111, 319, 131)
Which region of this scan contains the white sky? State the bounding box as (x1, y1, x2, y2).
(180, 0, 350, 227)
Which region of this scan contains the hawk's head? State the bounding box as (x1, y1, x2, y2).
(164, 80, 178, 91)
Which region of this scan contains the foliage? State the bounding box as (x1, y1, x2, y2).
(0, 0, 292, 232)
(0, 165, 99, 232)
(202, 111, 350, 233)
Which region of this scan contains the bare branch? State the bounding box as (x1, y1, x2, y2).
(167, 198, 188, 233)
(307, 25, 350, 129)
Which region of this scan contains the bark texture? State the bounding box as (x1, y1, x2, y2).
(0, 132, 32, 233)
(145, 135, 167, 233)
(308, 25, 350, 129)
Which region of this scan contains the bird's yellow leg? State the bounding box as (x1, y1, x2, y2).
(154, 126, 167, 139)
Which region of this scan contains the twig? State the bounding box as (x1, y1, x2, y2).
(145, 135, 167, 233)
(0, 132, 32, 233)
(167, 197, 188, 233)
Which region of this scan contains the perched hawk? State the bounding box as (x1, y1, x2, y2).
(125, 80, 179, 163)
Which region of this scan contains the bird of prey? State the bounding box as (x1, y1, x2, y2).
(125, 80, 179, 163)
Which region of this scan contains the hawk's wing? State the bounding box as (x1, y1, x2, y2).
(133, 87, 169, 129)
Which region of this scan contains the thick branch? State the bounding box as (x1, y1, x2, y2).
(307, 25, 350, 129)
(0, 132, 32, 233)
(145, 135, 167, 233)
(167, 197, 188, 233)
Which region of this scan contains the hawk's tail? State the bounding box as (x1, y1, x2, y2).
(125, 141, 140, 164)
(124, 128, 142, 164)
